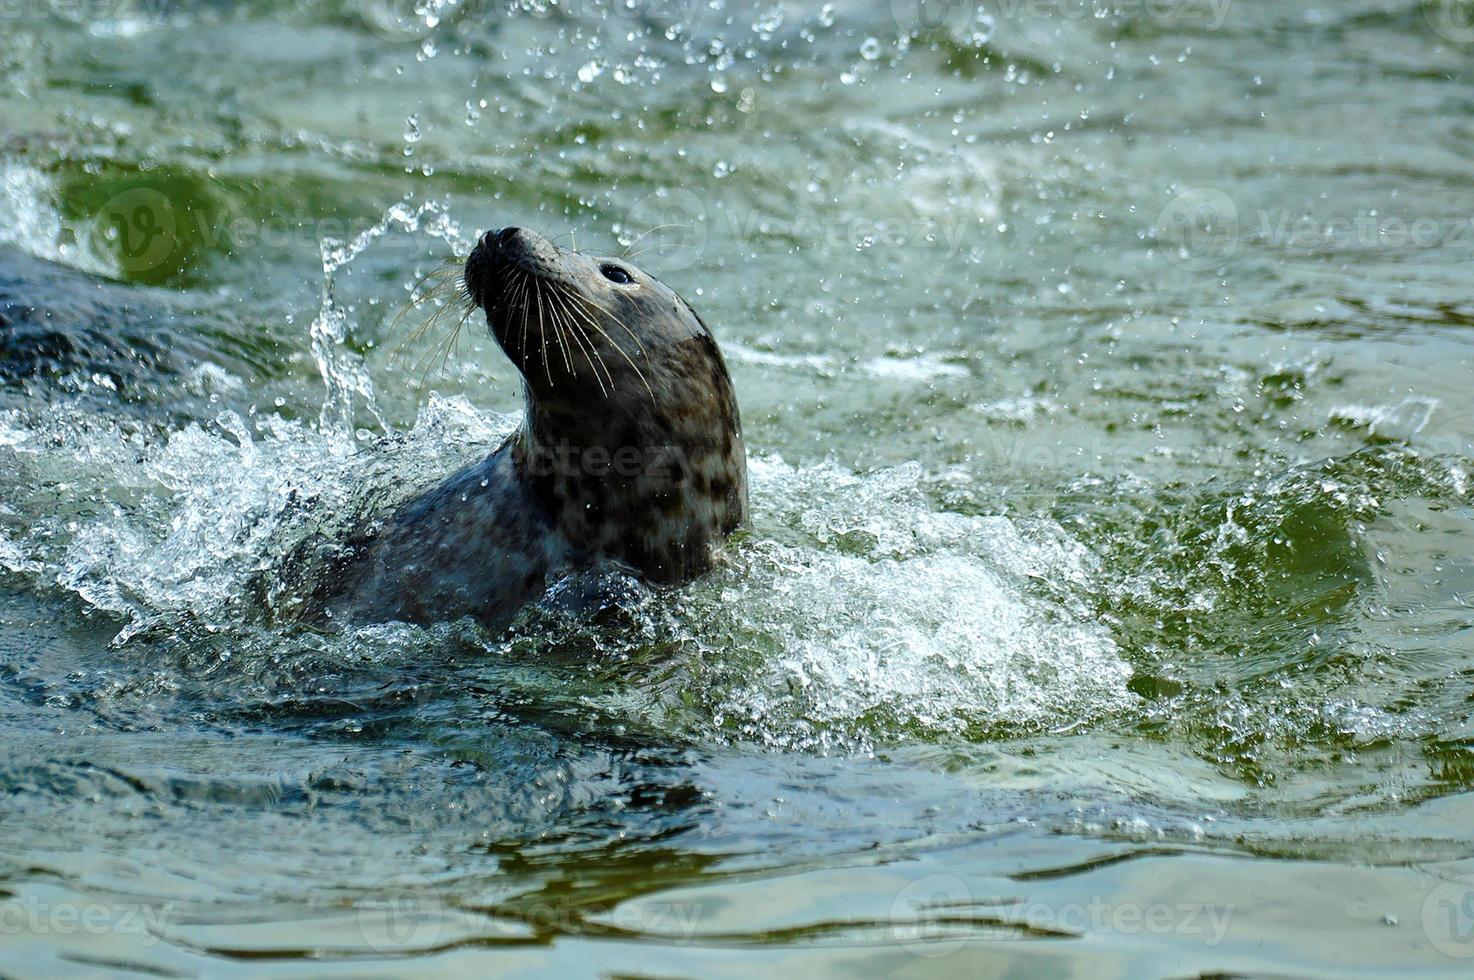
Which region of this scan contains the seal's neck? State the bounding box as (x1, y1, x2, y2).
(511, 381, 747, 585)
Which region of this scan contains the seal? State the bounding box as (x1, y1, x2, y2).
(316, 226, 748, 628)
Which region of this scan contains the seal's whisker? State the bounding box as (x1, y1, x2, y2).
(564, 293, 617, 394)
(390, 258, 467, 335)
(437, 302, 478, 379)
(567, 290, 651, 361)
(562, 291, 657, 404)
(394, 294, 474, 374)
(566, 291, 647, 357)
(513, 272, 532, 362)
(409, 294, 477, 383)
(497, 269, 525, 357)
(548, 286, 611, 396)
(388, 267, 474, 375)
(545, 287, 583, 375)
(395, 284, 462, 338)
(405, 299, 478, 390)
(405, 291, 471, 343)
(551, 299, 606, 396)
(620, 223, 690, 259)
(548, 286, 576, 378)
(406, 259, 466, 297)
(554, 309, 574, 377)
(533, 275, 553, 388)
(621, 241, 697, 263)
(435, 319, 465, 379)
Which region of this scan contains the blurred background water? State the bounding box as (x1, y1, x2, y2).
(2, 0, 1474, 974)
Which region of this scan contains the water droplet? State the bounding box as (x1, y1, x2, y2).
(752, 7, 783, 38)
(859, 37, 881, 61)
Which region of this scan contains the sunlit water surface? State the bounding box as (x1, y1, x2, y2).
(3, 1, 1474, 974)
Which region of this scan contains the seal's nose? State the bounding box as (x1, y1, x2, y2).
(478, 227, 518, 251)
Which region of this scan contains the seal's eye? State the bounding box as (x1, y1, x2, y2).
(600, 264, 635, 285)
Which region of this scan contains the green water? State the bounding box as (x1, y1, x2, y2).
(3, 0, 1474, 974)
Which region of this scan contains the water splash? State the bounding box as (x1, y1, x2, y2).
(0, 398, 1132, 750)
(310, 199, 472, 442)
(515, 458, 1134, 752)
(0, 396, 511, 642)
(0, 162, 111, 274)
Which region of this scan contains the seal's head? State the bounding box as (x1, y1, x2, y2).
(463, 226, 747, 585)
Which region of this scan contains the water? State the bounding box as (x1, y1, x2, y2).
(2, 0, 1474, 973)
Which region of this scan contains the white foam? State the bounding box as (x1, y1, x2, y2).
(617, 458, 1134, 751)
(858, 352, 968, 382)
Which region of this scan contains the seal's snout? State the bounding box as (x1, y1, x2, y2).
(465, 227, 561, 312)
